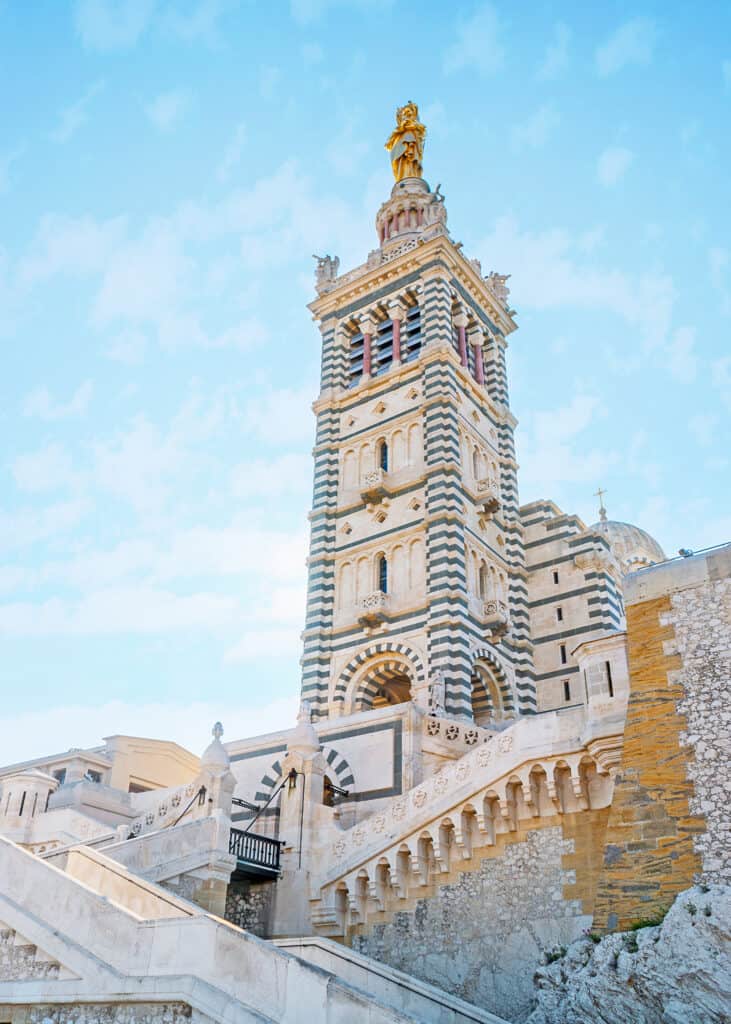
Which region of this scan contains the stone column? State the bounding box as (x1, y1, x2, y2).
(388, 299, 406, 366)
(454, 309, 469, 368)
(359, 313, 375, 379)
(271, 704, 328, 937)
(468, 323, 485, 385)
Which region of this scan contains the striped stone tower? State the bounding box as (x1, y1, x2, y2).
(300, 104, 535, 723)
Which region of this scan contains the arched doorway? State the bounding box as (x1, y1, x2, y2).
(470, 659, 505, 727)
(352, 657, 414, 712)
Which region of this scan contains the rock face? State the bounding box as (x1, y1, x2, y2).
(525, 885, 730, 1024)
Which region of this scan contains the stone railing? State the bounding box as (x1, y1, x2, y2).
(360, 468, 389, 503)
(483, 600, 510, 637)
(358, 591, 390, 626)
(310, 709, 622, 935)
(475, 478, 500, 514)
(125, 780, 203, 839)
(423, 716, 495, 749)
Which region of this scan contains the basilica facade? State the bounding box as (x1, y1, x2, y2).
(0, 105, 727, 1024)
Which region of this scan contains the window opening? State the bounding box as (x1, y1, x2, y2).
(563, 680, 571, 702)
(378, 555, 388, 594)
(373, 319, 394, 377)
(401, 304, 422, 363)
(552, 570, 559, 585)
(348, 329, 364, 387)
(556, 606, 563, 622)
(53, 768, 66, 785)
(560, 643, 567, 665)
(479, 563, 489, 599)
(378, 439, 389, 471)
(18, 791, 26, 816)
(606, 660, 614, 697)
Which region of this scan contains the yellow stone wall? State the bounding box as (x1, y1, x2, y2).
(592, 593, 704, 930)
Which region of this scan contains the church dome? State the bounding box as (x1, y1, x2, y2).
(590, 517, 666, 575)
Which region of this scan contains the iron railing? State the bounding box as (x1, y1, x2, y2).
(229, 827, 283, 874)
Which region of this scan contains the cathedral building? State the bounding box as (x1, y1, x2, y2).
(0, 105, 727, 1024)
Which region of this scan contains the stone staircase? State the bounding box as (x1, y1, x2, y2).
(0, 925, 69, 981)
(310, 709, 621, 937)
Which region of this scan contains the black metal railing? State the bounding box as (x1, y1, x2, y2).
(229, 827, 283, 874)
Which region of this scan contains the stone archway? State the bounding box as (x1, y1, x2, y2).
(470, 648, 515, 726)
(333, 641, 426, 713)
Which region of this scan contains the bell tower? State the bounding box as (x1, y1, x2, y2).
(301, 104, 535, 724)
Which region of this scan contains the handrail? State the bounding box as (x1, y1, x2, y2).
(229, 827, 283, 874)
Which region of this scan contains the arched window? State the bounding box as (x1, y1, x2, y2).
(472, 447, 480, 479)
(378, 439, 389, 472)
(378, 554, 388, 594)
(478, 562, 489, 599)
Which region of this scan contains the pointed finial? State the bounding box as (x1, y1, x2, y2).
(212, 721, 224, 741)
(594, 487, 608, 522)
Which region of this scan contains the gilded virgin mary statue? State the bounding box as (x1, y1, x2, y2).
(385, 102, 426, 182)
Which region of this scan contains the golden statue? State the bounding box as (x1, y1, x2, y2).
(385, 102, 426, 182)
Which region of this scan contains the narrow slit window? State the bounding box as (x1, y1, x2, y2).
(606, 660, 614, 697)
(552, 570, 560, 585)
(378, 555, 388, 594)
(378, 440, 389, 471)
(18, 791, 26, 816)
(556, 606, 563, 622)
(560, 643, 567, 665)
(563, 679, 571, 702)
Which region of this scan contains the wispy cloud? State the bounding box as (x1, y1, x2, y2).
(216, 121, 247, 182)
(12, 443, 78, 494)
(443, 3, 504, 76)
(537, 22, 570, 80)
(595, 17, 657, 77)
(74, 0, 156, 51)
(511, 105, 560, 150)
(596, 145, 634, 186)
(0, 146, 24, 193)
(145, 88, 193, 131)
(23, 381, 94, 420)
(50, 80, 105, 143)
(665, 326, 697, 381)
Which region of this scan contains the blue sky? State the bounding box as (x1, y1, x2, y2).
(1, 0, 729, 761)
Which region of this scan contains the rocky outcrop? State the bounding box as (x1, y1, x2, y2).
(525, 884, 730, 1024)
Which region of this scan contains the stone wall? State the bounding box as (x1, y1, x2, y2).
(593, 545, 731, 930)
(6, 1005, 196, 1024)
(224, 879, 275, 937)
(353, 826, 591, 1023)
(670, 571, 731, 883)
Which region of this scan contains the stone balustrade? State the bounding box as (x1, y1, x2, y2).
(483, 599, 510, 637)
(358, 591, 390, 626)
(310, 711, 621, 936)
(475, 477, 500, 515)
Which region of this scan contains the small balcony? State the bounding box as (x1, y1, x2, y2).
(476, 478, 500, 515)
(358, 591, 390, 626)
(360, 469, 390, 504)
(483, 599, 510, 637)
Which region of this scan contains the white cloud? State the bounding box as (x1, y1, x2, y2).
(711, 356, 731, 410)
(0, 696, 299, 765)
(243, 382, 316, 444)
(519, 395, 619, 499)
(301, 42, 323, 65)
(19, 213, 127, 286)
(224, 627, 302, 662)
(596, 145, 634, 186)
(0, 146, 24, 194)
(74, 0, 156, 51)
(216, 121, 247, 182)
(259, 65, 280, 100)
(688, 414, 718, 448)
(0, 586, 241, 637)
(162, 0, 235, 44)
(595, 17, 657, 77)
(145, 89, 193, 131)
(11, 444, 77, 494)
(230, 453, 311, 500)
(0, 500, 90, 555)
(477, 215, 674, 348)
(50, 80, 105, 143)
(105, 328, 148, 364)
(23, 380, 94, 420)
(443, 3, 504, 77)
(511, 105, 560, 150)
(537, 21, 570, 80)
(665, 326, 697, 381)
